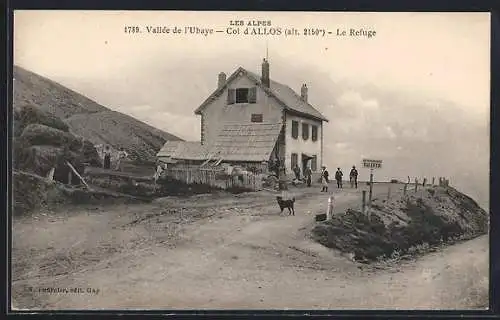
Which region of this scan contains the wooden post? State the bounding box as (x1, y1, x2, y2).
(403, 183, 407, 197)
(432, 177, 435, 185)
(46, 167, 55, 182)
(387, 184, 392, 200)
(66, 161, 90, 189)
(368, 168, 374, 207)
(423, 178, 427, 187)
(414, 178, 418, 192)
(362, 190, 367, 214)
(327, 196, 334, 220)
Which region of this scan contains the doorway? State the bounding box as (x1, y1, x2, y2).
(301, 153, 313, 175)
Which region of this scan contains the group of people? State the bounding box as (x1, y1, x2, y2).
(292, 164, 313, 187)
(102, 145, 129, 171)
(293, 164, 359, 192)
(331, 166, 359, 189)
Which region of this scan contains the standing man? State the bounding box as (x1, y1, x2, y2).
(335, 167, 343, 188)
(304, 165, 312, 187)
(103, 145, 111, 169)
(293, 164, 301, 181)
(154, 162, 166, 192)
(349, 165, 358, 188)
(320, 166, 329, 192)
(274, 157, 281, 178)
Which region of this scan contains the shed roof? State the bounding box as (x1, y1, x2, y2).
(156, 123, 283, 162)
(210, 122, 283, 162)
(156, 141, 209, 161)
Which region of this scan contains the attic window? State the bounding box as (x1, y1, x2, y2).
(236, 88, 249, 103)
(228, 87, 257, 104)
(251, 114, 263, 123)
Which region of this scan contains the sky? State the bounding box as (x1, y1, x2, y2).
(13, 11, 491, 208)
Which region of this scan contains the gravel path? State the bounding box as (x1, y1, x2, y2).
(11, 185, 489, 310)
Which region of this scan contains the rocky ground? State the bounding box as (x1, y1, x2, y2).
(11, 183, 489, 310)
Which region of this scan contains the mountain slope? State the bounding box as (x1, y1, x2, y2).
(13, 65, 183, 161)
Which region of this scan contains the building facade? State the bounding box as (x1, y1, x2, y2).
(158, 58, 328, 179)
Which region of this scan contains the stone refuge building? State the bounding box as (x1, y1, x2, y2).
(157, 58, 329, 179)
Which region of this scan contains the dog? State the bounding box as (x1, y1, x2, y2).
(276, 196, 295, 216)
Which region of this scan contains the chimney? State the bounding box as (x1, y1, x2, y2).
(301, 84, 308, 102)
(218, 72, 227, 88)
(261, 58, 270, 88)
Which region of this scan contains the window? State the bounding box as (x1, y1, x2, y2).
(291, 153, 298, 169)
(236, 88, 249, 103)
(251, 114, 263, 123)
(302, 123, 309, 140)
(312, 125, 318, 142)
(311, 155, 317, 171)
(227, 87, 257, 104)
(291, 121, 299, 139)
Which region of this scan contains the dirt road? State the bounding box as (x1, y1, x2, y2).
(12, 185, 489, 310)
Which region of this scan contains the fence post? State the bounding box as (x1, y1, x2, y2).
(432, 177, 435, 185)
(368, 169, 374, 207)
(414, 178, 418, 192)
(327, 196, 334, 220)
(387, 184, 392, 200)
(423, 178, 427, 187)
(362, 190, 367, 214)
(403, 183, 407, 197)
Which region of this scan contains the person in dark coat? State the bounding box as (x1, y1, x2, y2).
(293, 164, 301, 181)
(304, 166, 313, 187)
(321, 166, 329, 192)
(274, 157, 281, 177)
(335, 168, 343, 188)
(349, 165, 358, 188)
(103, 145, 111, 169)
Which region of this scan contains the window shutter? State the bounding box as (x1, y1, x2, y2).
(227, 88, 236, 104)
(302, 123, 309, 140)
(312, 125, 318, 141)
(248, 87, 257, 103)
(291, 153, 298, 169)
(292, 121, 298, 139)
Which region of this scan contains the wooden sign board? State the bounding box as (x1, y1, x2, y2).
(362, 159, 383, 169)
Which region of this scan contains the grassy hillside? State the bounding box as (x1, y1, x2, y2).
(13, 65, 183, 161)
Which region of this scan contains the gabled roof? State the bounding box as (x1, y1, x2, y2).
(156, 123, 283, 162)
(194, 67, 329, 122)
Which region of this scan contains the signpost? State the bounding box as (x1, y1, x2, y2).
(362, 159, 383, 212)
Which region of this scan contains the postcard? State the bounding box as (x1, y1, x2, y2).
(11, 10, 490, 310)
